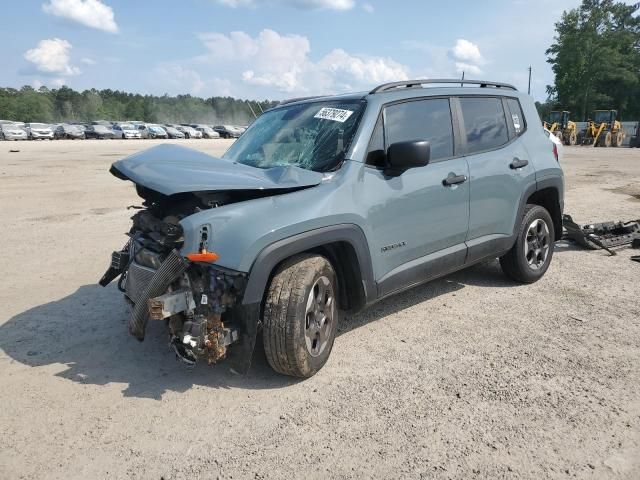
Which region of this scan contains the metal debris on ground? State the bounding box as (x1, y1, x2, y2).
(562, 214, 640, 256)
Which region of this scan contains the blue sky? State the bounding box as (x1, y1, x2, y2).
(0, 0, 624, 101)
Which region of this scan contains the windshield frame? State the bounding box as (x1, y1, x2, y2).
(223, 98, 366, 172)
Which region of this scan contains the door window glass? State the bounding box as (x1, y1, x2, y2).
(459, 97, 509, 153)
(384, 99, 454, 161)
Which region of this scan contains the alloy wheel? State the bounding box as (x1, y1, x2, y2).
(304, 276, 335, 357)
(524, 218, 551, 270)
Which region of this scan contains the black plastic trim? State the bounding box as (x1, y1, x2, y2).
(242, 224, 376, 306)
(377, 244, 467, 299)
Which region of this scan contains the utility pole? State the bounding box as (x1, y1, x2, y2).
(461, 70, 465, 87)
(527, 66, 532, 95)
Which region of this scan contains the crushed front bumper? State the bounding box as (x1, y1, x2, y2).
(100, 240, 258, 372)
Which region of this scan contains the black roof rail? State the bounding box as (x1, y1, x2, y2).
(370, 79, 517, 94)
(278, 95, 328, 106)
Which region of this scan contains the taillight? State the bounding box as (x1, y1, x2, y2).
(553, 143, 559, 162)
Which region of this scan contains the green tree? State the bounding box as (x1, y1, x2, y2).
(0, 85, 278, 125)
(546, 0, 640, 120)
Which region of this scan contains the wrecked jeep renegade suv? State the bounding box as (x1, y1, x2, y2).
(101, 79, 564, 378)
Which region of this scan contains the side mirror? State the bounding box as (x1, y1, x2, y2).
(386, 140, 430, 175)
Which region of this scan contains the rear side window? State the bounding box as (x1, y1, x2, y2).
(384, 98, 454, 161)
(505, 98, 525, 137)
(459, 97, 509, 154)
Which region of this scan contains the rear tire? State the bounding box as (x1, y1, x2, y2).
(500, 205, 555, 284)
(568, 132, 577, 145)
(263, 254, 338, 378)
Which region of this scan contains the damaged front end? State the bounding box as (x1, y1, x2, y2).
(100, 203, 253, 372)
(99, 144, 324, 372)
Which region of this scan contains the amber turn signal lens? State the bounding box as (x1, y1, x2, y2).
(186, 252, 220, 263)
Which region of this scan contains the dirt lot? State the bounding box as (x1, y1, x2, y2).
(1, 139, 639, 480)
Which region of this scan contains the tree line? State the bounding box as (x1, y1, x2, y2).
(0, 85, 277, 125)
(541, 0, 640, 121)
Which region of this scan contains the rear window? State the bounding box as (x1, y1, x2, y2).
(459, 97, 509, 154)
(384, 98, 454, 161)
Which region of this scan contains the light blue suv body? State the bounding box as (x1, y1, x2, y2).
(103, 79, 564, 377)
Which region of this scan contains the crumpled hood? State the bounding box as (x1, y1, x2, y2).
(110, 143, 324, 195)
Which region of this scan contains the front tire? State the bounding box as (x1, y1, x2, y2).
(500, 205, 555, 283)
(599, 131, 612, 147)
(263, 254, 338, 378)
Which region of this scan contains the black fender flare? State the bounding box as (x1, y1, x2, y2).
(241, 224, 376, 307)
(513, 176, 564, 243)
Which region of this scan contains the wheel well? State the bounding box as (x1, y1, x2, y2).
(264, 241, 367, 314)
(527, 187, 562, 240)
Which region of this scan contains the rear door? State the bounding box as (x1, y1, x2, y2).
(361, 97, 470, 296)
(456, 96, 536, 262)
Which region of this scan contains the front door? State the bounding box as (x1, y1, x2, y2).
(360, 97, 470, 296)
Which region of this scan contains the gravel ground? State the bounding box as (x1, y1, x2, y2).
(0, 139, 639, 480)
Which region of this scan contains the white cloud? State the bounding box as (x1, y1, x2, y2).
(155, 65, 206, 94)
(42, 0, 118, 33)
(449, 39, 485, 75)
(24, 38, 80, 76)
(362, 2, 374, 13)
(319, 49, 408, 84)
(81, 57, 96, 65)
(287, 0, 354, 8)
(453, 62, 482, 76)
(199, 29, 310, 92)
(196, 29, 408, 94)
(210, 0, 355, 9)
(450, 39, 484, 65)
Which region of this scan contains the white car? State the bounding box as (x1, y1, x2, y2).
(24, 122, 54, 140)
(544, 127, 564, 162)
(113, 123, 142, 139)
(0, 124, 28, 141)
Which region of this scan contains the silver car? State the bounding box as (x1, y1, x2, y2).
(194, 126, 220, 139)
(0, 124, 28, 141)
(24, 123, 54, 140)
(177, 125, 202, 139)
(163, 125, 185, 139)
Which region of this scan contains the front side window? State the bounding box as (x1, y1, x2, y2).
(384, 98, 454, 162)
(223, 100, 365, 172)
(459, 97, 509, 154)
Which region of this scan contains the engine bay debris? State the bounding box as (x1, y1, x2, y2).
(562, 214, 640, 256)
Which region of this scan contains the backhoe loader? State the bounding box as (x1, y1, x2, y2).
(580, 110, 625, 147)
(544, 111, 578, 146)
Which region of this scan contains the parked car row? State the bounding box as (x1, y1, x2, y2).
(0, 119, 248, 141)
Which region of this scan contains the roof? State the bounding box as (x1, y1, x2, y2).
(277, 79, 520, 109)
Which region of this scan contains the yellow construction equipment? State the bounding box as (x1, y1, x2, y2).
(544, 111, 578, 145)
(579, 110, 625, 147)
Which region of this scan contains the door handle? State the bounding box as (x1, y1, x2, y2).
(442, 174, 468, 186)
(510, 158, 529, 169)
